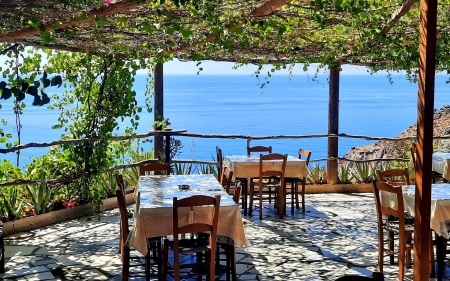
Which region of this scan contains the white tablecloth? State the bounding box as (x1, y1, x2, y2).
(128, 174, 246, 255)
(380, 184, 450, 238)
(432, 153, 450, 181)
(409, 152, 450, 181)
(223, 155, 308, 179)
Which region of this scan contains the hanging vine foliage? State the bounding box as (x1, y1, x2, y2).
(0, 0, 448, 78)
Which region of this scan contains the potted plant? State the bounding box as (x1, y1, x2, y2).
(152, 114, 171, 131)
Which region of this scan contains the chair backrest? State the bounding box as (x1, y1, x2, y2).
(233, 182, 242, 204)
(139, 163, 171, 176)
(259, 153, 287, 186)
(115, 172, 127, 207)
(410, 143, 417, 170)
(372, 181, 407, 231)
(246, 139, 272, 156)
(298, 149, 312, 166)
(116, 188, 130, 251)
(216, 146, 223, 181)
(376, 168, 410, 186)
(220, 166, 233, 193)
(172, 195, 220, 247)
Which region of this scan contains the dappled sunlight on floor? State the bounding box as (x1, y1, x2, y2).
(0, 193, 448, 280)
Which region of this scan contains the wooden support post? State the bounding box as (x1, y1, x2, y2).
(154, 63, 164, 161)
(414, 0, 437, 279)
(327, 65, 340, 184)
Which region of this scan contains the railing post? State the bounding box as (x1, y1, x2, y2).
(414, 0, 436, 279)
(327, 64, 340, 184)
(154, 63, 164, 161)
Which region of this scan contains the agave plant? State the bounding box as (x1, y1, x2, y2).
(352, 162, 374, 183)
(1, 187, 23, 221)
(95, 171, 118, 198)
(307, 164, 323, 184)
(25, 184, 54, 214)
(338, 164, 354, 184)
(174, 162, 192, 175)
(123, 166, 139, 188)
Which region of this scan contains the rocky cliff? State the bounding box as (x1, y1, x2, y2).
(342, 105, 450, 162)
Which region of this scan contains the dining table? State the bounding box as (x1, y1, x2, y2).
(128, 174, 246, 255)
(380, 183, 450, 280)
(409, 152, 450, 182)
(223, 155, 308, 216)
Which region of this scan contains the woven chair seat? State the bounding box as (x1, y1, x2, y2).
(383, 221, 415, 233)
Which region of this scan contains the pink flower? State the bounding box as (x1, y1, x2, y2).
(106, 0, 112, 5)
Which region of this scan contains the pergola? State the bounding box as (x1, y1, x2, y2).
(0, 0, 445, 279)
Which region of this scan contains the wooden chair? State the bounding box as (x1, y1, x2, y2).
(372, 181, 414, 281)
(216, 146, 223, 181)
(216, 181, 242, 281)
(220, 166, 234, 194)
(116, 189, 161, 281)
(249, 153, 287, 219)
(376, 168, 410, 186)
(286, 149, 311, 213)
(246, 139, 272, 156)
(139, 162, 171, 176)
(161, 195, 220, 281)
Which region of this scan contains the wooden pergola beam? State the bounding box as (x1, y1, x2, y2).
(413, 0, 437, 279)
(380, 0, 417, 35)
(0, 1, 151, 42)
(173, 0, 291, 53)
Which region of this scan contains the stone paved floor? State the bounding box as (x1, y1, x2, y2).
(1, 193, 450, 280)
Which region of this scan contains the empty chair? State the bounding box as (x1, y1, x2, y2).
(286, 149, 311, 213)
(249, 153, 287, 219)
(161, 195, 220, 281)
(372, 181, 413, 281)
(246, 139, 272, 156)
(220, 166, 234, 194)
(139, 162, 171, 176)
(216, 181, 242, 281)
(116, 189, 161, 281)
(217, 146, 223, 181)
(376, 168, 410, 186)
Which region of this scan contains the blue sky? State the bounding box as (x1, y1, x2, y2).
(153, 59, 388, 75)
(0, 50, 391, 76)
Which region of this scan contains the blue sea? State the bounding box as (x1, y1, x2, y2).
(2, 73, 450, 168)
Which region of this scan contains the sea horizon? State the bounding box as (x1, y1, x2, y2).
(1, 73, 450, 169)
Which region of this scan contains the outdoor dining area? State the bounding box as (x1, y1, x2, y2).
(2, 141, 450, 281)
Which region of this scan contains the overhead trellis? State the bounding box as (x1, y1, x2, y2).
(1, 0, 450, 74)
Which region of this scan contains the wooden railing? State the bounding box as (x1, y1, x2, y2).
(0, 130, 428, 187)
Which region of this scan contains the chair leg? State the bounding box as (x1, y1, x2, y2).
(249, 184, 254, 215)
(301, 181, 306, 213)
(398, 235, 405, 281)
(161, 242, 169, 281)
(122, 245, 130, 281)
(295, 182, 300, 209)
(388, 231, 395, 265)
(377, 229, 384, 273)
(259, 185, 263, 220)
(430, 231, 436, 278)
(405, 233, 412, 268)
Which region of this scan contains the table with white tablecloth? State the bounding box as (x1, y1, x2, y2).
(223, 155, 308, 216)
(128, 174, 246, 255)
